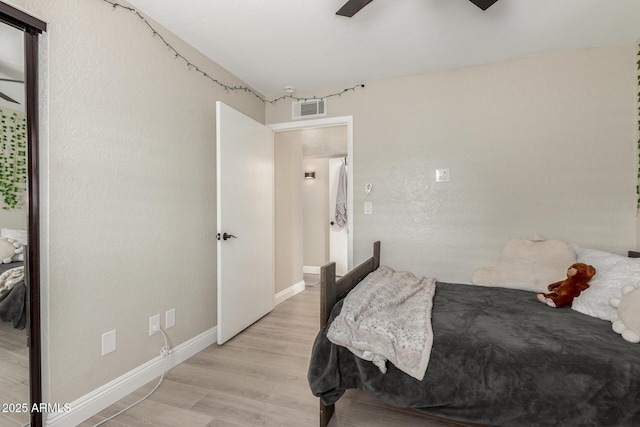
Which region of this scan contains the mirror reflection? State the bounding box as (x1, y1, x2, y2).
(0, 20, 29, 427)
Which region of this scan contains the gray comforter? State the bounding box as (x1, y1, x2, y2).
(0, 262, 26, 329)
(308, 282, 640, 427)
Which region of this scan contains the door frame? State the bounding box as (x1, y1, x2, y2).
(269, 116, 354, 271)
(0, 2, 46, 426)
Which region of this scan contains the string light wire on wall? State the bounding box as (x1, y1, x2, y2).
(100, 0, 365, 104)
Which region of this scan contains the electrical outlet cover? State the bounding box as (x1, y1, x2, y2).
(102, 330, 116, 355)
(166, 308, 176, 329)
(149, 314, 160, 336)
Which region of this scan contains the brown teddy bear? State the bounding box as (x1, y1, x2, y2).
(536, 263, 596, 308)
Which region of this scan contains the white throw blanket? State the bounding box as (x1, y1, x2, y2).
(0, 266, 24, 292)
(327, 265, 437, 381)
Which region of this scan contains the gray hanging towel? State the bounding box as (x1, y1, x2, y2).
(335, 162, 347, 228)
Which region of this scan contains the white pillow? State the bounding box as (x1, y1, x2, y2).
(570, 244, 626, 272)
(570, 244, 640, 322)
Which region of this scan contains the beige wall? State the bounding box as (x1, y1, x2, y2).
(274, 132, 303, 292)
(4, 0, 639, 415)
(267, 43, 638, 283)
(4, 0, 264, 406)
(303, 158, 330, 267)
(0, 208, 26, 230)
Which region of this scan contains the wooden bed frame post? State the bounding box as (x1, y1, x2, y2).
(320, 400, 335, 427)
(320, 262, 336, 329)
(319, 261, 336, 426)
(317, 241, 381, 427)
(373, 240, 380, 270)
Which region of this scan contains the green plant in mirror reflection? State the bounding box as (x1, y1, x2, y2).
(0, 109, 27, 210)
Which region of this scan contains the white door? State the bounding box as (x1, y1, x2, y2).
(216, 101, 274, 344)
(329, 158, 348, 276)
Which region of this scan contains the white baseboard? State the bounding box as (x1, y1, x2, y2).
(274, 280, 305, 305)
(303, 265, 321, 274)
(46, 327, 217, 427)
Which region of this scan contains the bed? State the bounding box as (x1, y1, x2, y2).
(308, 241, 640, 427)
(0, 260, 26, 329)
(0, 230, 27, 329)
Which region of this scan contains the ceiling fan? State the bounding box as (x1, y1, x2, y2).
(0, 78, 22, 104)
(336, 0, 500, 17)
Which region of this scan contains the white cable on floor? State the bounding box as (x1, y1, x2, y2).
(92, 327, 171, 427)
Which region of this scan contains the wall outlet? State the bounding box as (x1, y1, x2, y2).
(149, 314, 160, 336)
(166, 308, 176, 329)
(102, 330, 116, 356)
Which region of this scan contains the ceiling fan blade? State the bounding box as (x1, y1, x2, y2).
(469, 0, 500, 10)
(0, 91, 19, 104)
(336, 0, 374, 17)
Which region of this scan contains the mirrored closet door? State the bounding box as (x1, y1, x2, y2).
(0, 19, 30, 427)
(0, 2, 46, 426)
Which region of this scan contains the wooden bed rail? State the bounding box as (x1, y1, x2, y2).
(318, 241, 380, 426)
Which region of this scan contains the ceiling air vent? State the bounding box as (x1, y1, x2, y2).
(292, 98, 326, 119)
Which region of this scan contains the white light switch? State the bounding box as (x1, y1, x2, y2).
(436, 168, 450, 182)
(364, 202, 373, 214)
(102, 330, 116, 356)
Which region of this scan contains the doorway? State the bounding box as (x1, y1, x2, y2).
(270, 116, 353, 293)
(299, 146, 349, 277)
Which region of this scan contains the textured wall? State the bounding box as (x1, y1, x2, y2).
(267, 43, 638, 283)
(303, 158, 330, 267)
(4, 0, 264, 406)
(274, 132, 303, 292)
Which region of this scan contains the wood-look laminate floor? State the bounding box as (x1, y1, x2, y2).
(0, 321, 29, 427)
(81, 276, 472, 427)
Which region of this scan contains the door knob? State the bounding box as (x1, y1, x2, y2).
(217, 233, 238, 241)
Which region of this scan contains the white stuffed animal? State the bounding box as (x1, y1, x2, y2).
(610, 286, 640, 343)
(0, 237, 19, 264)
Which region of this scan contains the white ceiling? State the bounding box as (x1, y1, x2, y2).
(127, 0, 640, 98)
